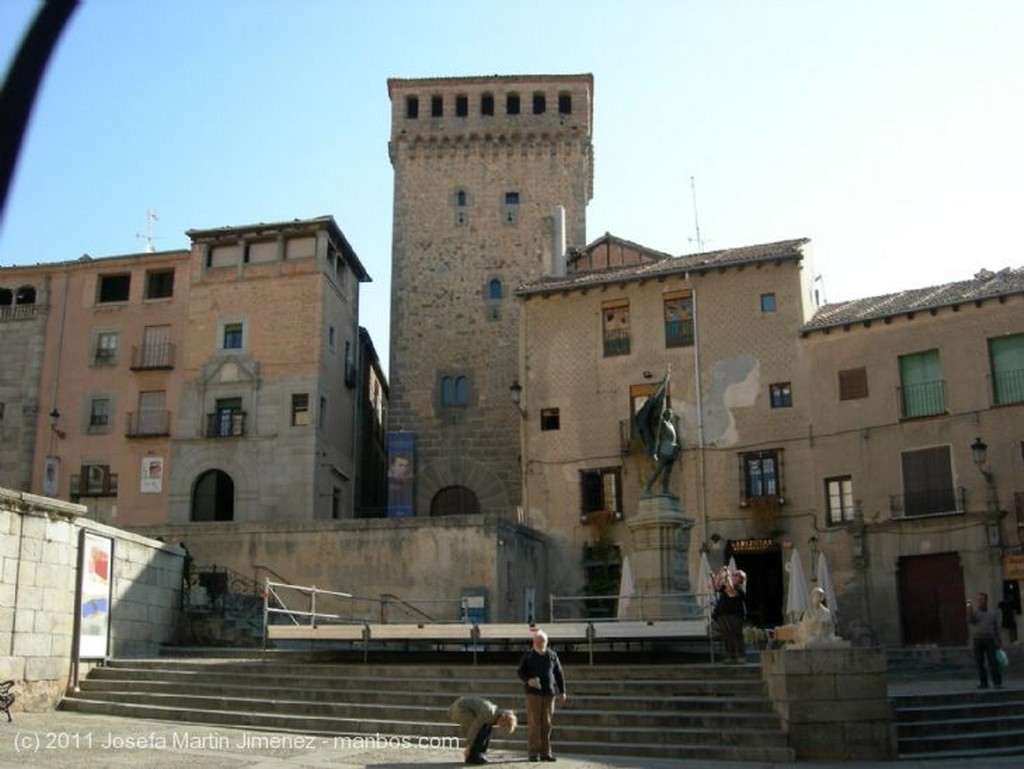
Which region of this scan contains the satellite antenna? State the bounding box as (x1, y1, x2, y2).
(688, 176, 705, 253)
(136, 208, 159, 253)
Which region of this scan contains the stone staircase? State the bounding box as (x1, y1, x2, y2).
(889, 645, 1024, 760)
(60, 657, 795, 762)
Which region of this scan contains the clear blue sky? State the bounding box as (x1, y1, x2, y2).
(3, 1, 1022, 375)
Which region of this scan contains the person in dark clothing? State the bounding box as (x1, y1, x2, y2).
(448, 696, 517, 765)
(516, 629, 567, 762)
(712, 568, 747, 663)
(967, 591, 1004, 689)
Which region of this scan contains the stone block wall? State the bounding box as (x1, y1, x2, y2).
(760, 646, 897, 760)
(0, 488, 183, 711)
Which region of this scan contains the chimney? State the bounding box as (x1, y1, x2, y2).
(550, 205, 567, 277)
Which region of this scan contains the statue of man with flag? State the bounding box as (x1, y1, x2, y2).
(634, 367, 680, 496)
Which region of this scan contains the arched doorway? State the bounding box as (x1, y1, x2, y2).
(191, 469, 234, 521)
(430, 485, 481, 516)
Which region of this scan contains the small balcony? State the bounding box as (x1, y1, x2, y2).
(130, 343, 175, 370)
(991, 367, 1024, 406)
(897, 380, 946, 419)
(890, 486, 965, 518)
(603, 328, 631, 357)
(206, 411, 246, 438)
(126, 410, 171, 438)
(0, 304, 38, 322)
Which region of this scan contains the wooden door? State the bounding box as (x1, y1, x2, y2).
(898, 552, 967, 646)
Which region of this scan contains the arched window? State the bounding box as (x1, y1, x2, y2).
(487, 278, 502, 300)
(191, 469, 235, 521)
(15, 286, 36, 305)
(441, 375, 469, 407)
(430, 486, 481, 516)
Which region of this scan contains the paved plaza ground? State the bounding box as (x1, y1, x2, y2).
(0, 676, 1020, 769)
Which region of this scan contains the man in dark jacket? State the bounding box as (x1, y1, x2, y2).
(516, 629, 567, 762)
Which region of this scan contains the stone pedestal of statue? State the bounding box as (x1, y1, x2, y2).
(625, 494, 701, 620)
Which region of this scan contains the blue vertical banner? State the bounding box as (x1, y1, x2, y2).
(387, 431, 415, 518)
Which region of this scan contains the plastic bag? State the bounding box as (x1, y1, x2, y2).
(996, 648, 1009, 671)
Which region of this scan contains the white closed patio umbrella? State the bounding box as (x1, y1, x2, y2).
(785, 548, 809, 622)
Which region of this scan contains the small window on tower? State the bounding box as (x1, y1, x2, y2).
(405, 95, 419, 119)
(503, 192, 520, 225)
(558, 92, 572, 114)
(533, 92, 546, 114)
(456, 94, 468, 117)
(481, 93, 494, 116)
(431, 95, 443, 117)
(506, 93, 520, 115)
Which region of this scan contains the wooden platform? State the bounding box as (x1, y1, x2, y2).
(266, 618, 708, 646)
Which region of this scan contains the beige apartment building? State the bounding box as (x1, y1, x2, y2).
(515, 232, 1024, 645)
(1, 249, 189, 526)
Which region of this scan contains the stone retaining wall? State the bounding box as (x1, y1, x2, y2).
(760, 646, 897, 760)
(0, 488, 183, 711)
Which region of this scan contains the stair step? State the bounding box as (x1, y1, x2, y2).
(62, 658, 794, 762)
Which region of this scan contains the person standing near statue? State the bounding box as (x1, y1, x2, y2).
(967, 592, 1004, 689)
(712, 568, 747, 663)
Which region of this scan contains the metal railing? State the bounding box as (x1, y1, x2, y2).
(550, 590, 712, 623)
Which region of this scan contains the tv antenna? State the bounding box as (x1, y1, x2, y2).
(136, 208, 159, 253)
(687, 176, 705, 253)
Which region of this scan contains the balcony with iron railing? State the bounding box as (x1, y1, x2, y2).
(897, 380, 946, 419)
(130, 342, 175, 370)
(206, 411, 246, 438)
(890, 486, 966, 518)
(603, 328, 631, 357)
(664, 318, 695, 348)
(991, 367, 1024, 406)
(0, 304, 38, 322)
(126, 410, 171, 438)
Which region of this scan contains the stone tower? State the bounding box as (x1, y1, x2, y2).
(387, 74, 594, 518)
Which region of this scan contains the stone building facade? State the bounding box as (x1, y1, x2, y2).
(168, 217, 370, 523)
(516, 229, 1024, 644)
(386, 74, 593, 520)
(0, 274, 50, 493)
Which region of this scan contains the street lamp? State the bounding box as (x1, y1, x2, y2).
(48, 408, 65, 439)
(971, 436, 1001, 546)
(509, 380, 526, 418)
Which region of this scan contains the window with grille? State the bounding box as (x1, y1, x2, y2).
(602, 299, 630, 357)
(739, 449, 783, 505)
(663, 290, 694, 348)
(989, 333, 1024, 405)
(898, 349, 945, 418)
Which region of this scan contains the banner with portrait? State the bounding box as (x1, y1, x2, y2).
(386, 431, 415, 518)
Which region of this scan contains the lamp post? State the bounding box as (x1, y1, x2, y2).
(509, 380, 526, 418)
(971, 437, 1001, 548)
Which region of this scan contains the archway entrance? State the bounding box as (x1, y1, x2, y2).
(430, 486, 481, 516)
(191, 469, 234, 521)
